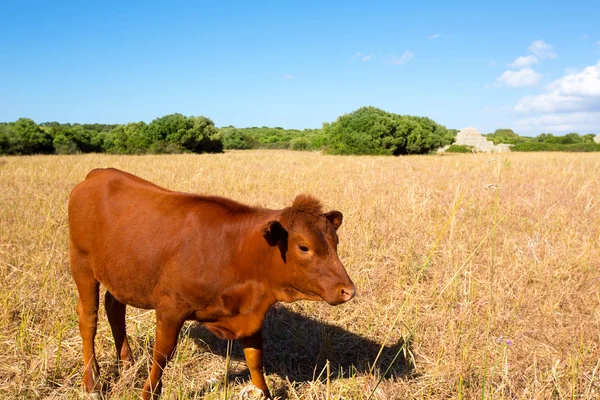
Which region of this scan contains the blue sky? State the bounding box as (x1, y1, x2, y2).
(1, 0, 599, 135)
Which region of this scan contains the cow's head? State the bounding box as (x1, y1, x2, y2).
(263, 195, 355, 306)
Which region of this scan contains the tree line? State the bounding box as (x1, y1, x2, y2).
(1, 108, 598, 156)
(0, 114, 222, 156)
(485, 129, 600, 152)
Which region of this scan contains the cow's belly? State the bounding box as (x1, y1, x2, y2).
(90, 254, 159, 310)
(102, 283, 156, 309)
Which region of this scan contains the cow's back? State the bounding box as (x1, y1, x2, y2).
(68, 168, 212, 308)
(69, 168, 173, 255)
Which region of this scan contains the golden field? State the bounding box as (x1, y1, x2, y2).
(0, 150, 599, 399)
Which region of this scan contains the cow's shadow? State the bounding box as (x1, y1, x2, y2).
(184, 304, 413, 395)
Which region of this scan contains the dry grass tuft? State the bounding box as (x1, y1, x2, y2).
(1, 150, 599, 399)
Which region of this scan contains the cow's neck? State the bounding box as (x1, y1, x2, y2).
(194, 212, 284, 339)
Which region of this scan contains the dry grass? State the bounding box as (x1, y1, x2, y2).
(1, 150, 599, 399)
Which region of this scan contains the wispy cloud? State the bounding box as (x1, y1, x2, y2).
(487, 60, 497, 67)
(508, 55, 539, 69)
(529, 40, 557, 59)
(582, 34, 590, 40)
(497, 68, 542, 87)
(283, 73, 293, 80)
(427, 33, 441, 39)
(354, 52, 374, 62)
(387, 51, 414, 65)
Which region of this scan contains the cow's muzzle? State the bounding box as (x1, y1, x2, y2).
(327, 282, 356, 305)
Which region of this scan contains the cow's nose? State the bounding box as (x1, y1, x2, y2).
(340, 284, 356, 302)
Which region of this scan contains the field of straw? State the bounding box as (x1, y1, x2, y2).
(1, 150, 599, 399)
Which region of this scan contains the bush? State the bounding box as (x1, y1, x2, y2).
(323, 107, 454, 155)
(104, 122, 150, 154)
(52, 134, 80, 155)
(0, 124, 10, 154)
(512, 142, 600, 152)
(217, 127, 328, 151)
(486, 129, 526, 145)
(221, 128, 251, 150)
(445, 144, 474, 153)
(290, 137, 312, 151)
(2, 118, 53, 155)
(145, 114, 222, 153)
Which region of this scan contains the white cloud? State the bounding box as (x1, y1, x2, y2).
(515, 61, 600, 113)
(387, 51, 414, 65)
(582, 34, 589, 40)
(529, 40, 557, 59)
(487, 60, 497, 67)
(508, 55, 539, 69)
(427, 34, 441, 39)
(283, 73, 293, 80)
(484, 84, 491, 89)
(497, 68, 542, 87)
(354, 52, 374, 62)
(514, 60, 600, 134)
(548, 63, 600, 96)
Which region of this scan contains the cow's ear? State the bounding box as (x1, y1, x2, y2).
(325, 211, 343, 230)
(262, 220, 287, 246)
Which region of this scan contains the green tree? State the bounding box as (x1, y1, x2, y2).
(145, 114, 222, 153)
(582, 133, 596, 143)
(559, 132, 583, 144)
(221, 128, 251, 150)
(290, 136, 312, 151)
(6, 118, 53, 155)
(323, 106, 453, 155)
(0, 124, 10, 154)
(486, 128, 526, 145)
(104, 122, 150, 154)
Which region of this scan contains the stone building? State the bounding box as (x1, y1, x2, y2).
(439, 127, 512, 153)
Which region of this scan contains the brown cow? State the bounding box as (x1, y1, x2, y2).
(68, 168, 355, 399)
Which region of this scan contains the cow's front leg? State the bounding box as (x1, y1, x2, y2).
(241, 330, 271, 399)
(142, 313, 184, 400)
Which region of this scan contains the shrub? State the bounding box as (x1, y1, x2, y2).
(486, 129, 527, 145)
(512, 142, 600, 152)
(221, 128, 251, 150)
(3, 118, 53, 155)
(290, 137, 312, 151)
(323, 107, 454, 156)
(145, 114, 222, 153)
(445, 144, 474, 153)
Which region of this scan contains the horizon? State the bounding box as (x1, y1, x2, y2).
(4, 115, 598, 138)
(2, 1, 599, 135)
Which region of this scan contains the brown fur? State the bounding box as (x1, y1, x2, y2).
(290, 194, 323, 215)
(68, 168, 355, 399)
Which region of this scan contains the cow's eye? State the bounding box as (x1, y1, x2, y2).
(299, 244, 310, 253)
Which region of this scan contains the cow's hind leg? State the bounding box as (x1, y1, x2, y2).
(72, 264, 102, 394)
(105, 291, 133, 369)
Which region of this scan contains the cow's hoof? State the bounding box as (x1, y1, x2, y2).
(89, 392, 102, 400)
(238, 385, 267, 399)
